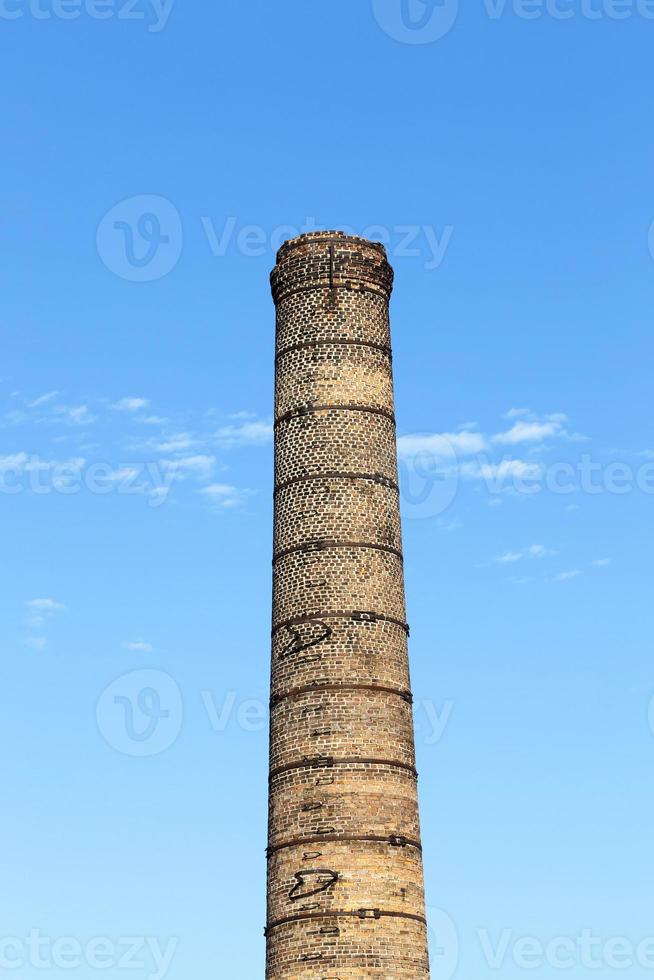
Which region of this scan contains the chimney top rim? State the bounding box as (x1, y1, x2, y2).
(275, 230, 388, 262)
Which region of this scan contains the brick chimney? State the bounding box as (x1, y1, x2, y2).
(266, 231, 430, 978)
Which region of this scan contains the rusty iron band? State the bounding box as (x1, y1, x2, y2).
(270, 682, 413, 708)
(266, 833, 422, 858)
(273, 539, 403, 565)
(275, 338, 392, 362)
(269, 756, 418, 781)
(264, 908, 427, 936)
(274, 471, 399, 496)
(274, 402, 396, 428)
(271, 610, 410, 638)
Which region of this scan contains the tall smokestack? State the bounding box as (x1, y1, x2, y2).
(266, 231, 430, 977)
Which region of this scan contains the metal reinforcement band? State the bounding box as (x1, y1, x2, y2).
(274, 402, 396, 427)
(270, 682, 413, 708)
(275, 338, 392, 362)
(272, 539, 404, 564)
(269, 756, 418, 781)
(271, 610, 410, 637)
(266, 833, 422, 858)
(264, 908, 428, 936)
(274, 471, 399, 496)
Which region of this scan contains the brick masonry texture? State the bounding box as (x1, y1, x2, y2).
(267, 231, 431, 978)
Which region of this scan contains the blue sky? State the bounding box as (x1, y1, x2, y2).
(2, 1, 653, 977)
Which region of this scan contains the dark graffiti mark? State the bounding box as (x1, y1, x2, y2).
(279, 621, 333, 662)
(288, 868, 339, 903)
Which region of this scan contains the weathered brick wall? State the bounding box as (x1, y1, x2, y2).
(267, 231, 430, 978)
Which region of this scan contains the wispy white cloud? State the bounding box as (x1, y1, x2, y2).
(101, 465, 142, 485)
(122, 640, 154, 653)
(494, 419, 562, 445)
(113, 397, 150, 413)
(555, 569, 582, 582)
(397, 431, 487, 459)
(504, 407, 532, 420)
(592, 558, 612, 568)
(1, 409, 29, 427)
(435, 518, 463, 532)
(494, 410, 586, 446)
(26, 598, 66, 612)
(54, 405, 96, 426)
(154, 433, 199, 453)
(163, 455, 217, 477)
(527, 544, 558, 558)
(200, 483, 253, 509)
(398, 410, 579, 492)
(27, 391, 59, 408)
(24, 598, 66, 647)
(494, 545, 557, 564)
(214, 420, 273, 448)
(25, 636, 48, 651)
(464, 459, 544, 483)
(0, 392, 271, 514)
